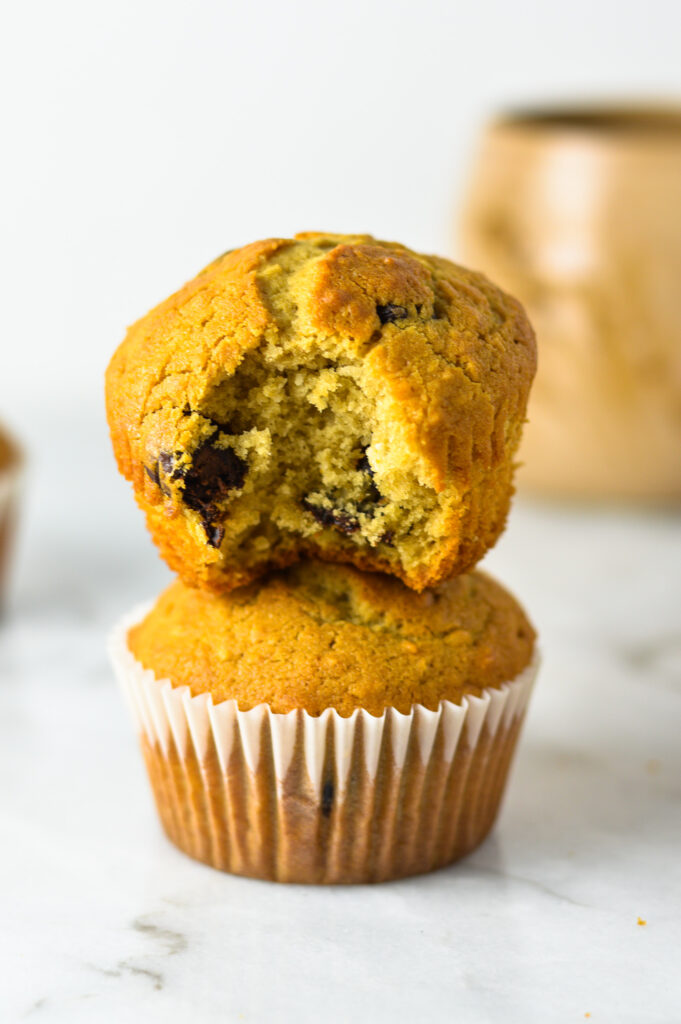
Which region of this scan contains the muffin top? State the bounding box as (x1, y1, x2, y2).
(128, 563, 535, 716)
(106, 232, 536, 594)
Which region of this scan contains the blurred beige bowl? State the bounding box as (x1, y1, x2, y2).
(460, 105, 681, 502)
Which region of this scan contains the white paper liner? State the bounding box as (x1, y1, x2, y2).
(110, 604, 539, 883)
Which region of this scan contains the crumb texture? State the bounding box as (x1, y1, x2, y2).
(128, 563, 536, 716)
(106, 233, 536, 592)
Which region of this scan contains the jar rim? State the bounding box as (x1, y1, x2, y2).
(495, 103, 681, 137)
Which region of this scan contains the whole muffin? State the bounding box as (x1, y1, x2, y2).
(113, 563, 537, 883)
(106, 233, 536, 593)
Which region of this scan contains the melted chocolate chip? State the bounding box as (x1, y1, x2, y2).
(377, 303, 408, 324)
(321, 780, 334, 817)
(206, 524, 225, 549)
(365, 482, 381, 505)
(355, 452, 372, 475)
(181, 442, 247, 513)
(144, 463, 161, 487)
(155, 441, 246, 544)
(145, 460, 171, 496)
(303, 448, 386, 535)
(158, 451, 175, 475)
(356, 450, 381, 504)
(302, 498, 359, 535)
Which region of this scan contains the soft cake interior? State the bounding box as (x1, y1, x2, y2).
(161, 346, 446, 574)
(154, 240, 454, 576)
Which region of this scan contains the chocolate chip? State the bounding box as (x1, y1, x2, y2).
(377, 303, 408, 324)
(355, 452, 372, 475)
(180, 442, 247, 515)
(302, 498, 359, 535)
(206, 524, 225, 549)
(144, 463, 161, 487)
(380, 530, 395, 547)
(172, 443, 248, 546)
(145, 460, 172, 496)
(321, 780, 334, 817)
(365, 483, 381, 506)
(356, 450, 381, 504)
(156, 442, 246, 544)
(158, 451, 175, 475)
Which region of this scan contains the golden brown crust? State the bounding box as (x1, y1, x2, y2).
(105, 237, 283, 494)
(106, 233, 536, 592)
(128, 564, 536, 716)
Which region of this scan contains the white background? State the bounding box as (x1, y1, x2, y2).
(2, 4, 681, 1023)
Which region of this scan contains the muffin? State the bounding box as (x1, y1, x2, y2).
(0, 422, 21, 611)
(111, 562, 537, 883)
(106, 233, 536, 594)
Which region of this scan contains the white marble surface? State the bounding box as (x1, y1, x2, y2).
(1, 410, 681, 1023)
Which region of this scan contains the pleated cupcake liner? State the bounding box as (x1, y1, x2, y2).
(110, 605, 539, 884)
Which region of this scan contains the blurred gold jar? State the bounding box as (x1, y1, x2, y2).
(0, 421, 21, 612)
(460, 105, 681, 502)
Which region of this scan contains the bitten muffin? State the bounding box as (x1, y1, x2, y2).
(106, 233, 536, 593)
(114, 563, 537, 883)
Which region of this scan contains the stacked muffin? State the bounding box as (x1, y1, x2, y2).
(106, 233, 538, 883)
